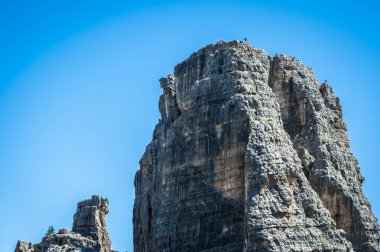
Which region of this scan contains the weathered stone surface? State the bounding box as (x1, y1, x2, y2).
(15, 195, 112, 252)
(133, 40, 379, 251)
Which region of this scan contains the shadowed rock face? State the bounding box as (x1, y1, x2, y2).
(133, 40, 379, 251)
(15, 195, 112, 252)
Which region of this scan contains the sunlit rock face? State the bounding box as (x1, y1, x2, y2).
(133, 40, 379, 251)
(15, 195, 112, 252)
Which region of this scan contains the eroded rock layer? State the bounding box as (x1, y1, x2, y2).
(133, 41, 379, 251)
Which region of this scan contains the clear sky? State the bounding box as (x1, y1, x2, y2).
(0, 1, 379, 251)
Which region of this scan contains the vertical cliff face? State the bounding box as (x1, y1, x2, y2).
(15, 195, 112, 252)
(133, 40, 379, 251)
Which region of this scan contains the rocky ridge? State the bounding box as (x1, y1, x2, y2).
(133, 40, 379, 251)
(15, 195, 112, 252)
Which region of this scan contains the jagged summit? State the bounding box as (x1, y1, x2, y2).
(134, 40, 379, 251)
(15, 195, 112, 252)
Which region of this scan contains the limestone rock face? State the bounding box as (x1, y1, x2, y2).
(15, 195, 112, 252)
(133, 41, 379, 251)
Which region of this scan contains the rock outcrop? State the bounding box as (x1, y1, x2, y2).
(133, 40, 379, 251)
(15, 195, 112, 252)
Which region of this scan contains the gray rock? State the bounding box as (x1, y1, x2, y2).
(33, 231, 98, 252)
(133, 40, 379, 251)
(58, 228, 69, 235)
(15, 195, 112, 252)
(15, 241, 34, 252)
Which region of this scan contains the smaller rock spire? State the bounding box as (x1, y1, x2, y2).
(73, 195, 112, 252)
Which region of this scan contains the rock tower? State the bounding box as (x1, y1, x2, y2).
(73, 196, 112, 251)
(133, 41, 379, 251)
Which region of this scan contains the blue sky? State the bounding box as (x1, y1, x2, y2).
(0, 1, 379, 251)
